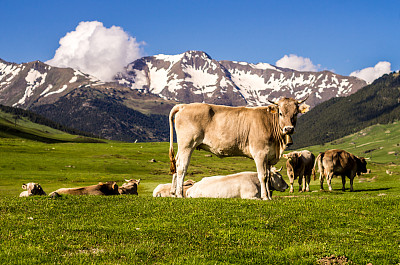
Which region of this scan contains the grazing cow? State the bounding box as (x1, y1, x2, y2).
(312, 149, 367, 191)
(186, 167, 288, 199)
(118, 179, 140, 195)
(283, 150, 315, 193)
(49, 181, 119, 197)
(169, 96, 310, 200)
(19, 182, 47, 197)
(153, 179, 195, 198)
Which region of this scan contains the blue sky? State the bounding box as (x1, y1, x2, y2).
(1, 0, 399, 81)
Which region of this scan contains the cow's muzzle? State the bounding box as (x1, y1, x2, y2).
(283, 126, 294, 135)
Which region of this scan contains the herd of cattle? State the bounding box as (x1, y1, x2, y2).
(19, 97, 369, 199)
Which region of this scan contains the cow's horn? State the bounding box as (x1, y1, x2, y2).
(267, 99, 278, 106)
(276, 166, 283, 172)
(297, 94, 310, 104)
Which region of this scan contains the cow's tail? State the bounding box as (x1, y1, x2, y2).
(169, 105, 180, 175)
(312, 152, 323, 180)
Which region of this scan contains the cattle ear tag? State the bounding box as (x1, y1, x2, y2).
(267, 105, 278, 114)
(299, 103, 310, 114)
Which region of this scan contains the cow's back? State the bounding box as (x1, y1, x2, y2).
(323, 149, 356, 174)
(300, 150, 315, 175)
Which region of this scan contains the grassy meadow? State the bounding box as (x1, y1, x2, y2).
(1, 122, 400, 264)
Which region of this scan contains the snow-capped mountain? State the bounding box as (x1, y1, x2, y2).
(115, 50, 367, 107)
(0, 52, 368, 142)
(0, 59, 104, 108)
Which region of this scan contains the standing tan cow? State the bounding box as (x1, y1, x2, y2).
(283, 150, 315, 193)
(312, 149, 367, 191)
(169, 96, 309, 200)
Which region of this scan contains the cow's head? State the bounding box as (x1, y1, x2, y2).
(269, 167, 289, 192)
(268, 96, 310, 135)
(118, 179, 140, 195)
(22, 182, 46, 196)
(356, 157, 368, 175)
(98, 181, 120, 195)
(283, 152, 301, 183)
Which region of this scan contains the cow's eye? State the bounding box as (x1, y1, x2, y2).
(279, 112, 283, 116)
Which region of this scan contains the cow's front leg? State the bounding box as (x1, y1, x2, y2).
(349, 174, 355, 192)
(327, 173, 333, 191)
(170, 173, 177, 197)
(341, 176, 346, 191)
(288, 175, 294, 193)
(298, 175, 304, 192)
(289, 182, 294, 193)
(255, 156, 271, 200)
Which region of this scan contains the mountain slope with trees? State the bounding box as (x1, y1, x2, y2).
(292, 71, 400, 149)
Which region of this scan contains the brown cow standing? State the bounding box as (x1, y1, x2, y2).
(283, 150, 315, 193)
(169, 96, 310, 200)
(313, 149, 367, 191)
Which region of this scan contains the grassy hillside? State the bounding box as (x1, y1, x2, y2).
(292, 71, 400, 149)
(0, 107, 104, 143)
(1, 123, 400, 264)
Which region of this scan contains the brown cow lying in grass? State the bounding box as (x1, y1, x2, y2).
(118, 179, 140, 195)
(49, 181, 120, 197)
(153, 179, 195, 197)
(20, 183, 47, 197)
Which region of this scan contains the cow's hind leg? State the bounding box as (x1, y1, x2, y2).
(305, 174, 311, 192)
(174, 148, 194, 198)
(298, 175, 303, 192)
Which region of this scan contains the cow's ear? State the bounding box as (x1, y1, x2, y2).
(22, 184, 27, 189)
(299, 103, 310, 114)
(267, 105, 278, 114)
(283, 154, 288, 159)
(99, 182, 104, 185)
(136, 179, 141, 184)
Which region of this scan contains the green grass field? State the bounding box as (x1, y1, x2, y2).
(1, 122, 400, 264)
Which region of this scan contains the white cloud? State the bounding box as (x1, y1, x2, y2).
(350, 61, 391, 84)
(275, 54, 321, 72)
(46, 21, 144, 81)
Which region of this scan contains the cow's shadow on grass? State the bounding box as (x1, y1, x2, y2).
(318, 187, 391, 193)
(351, 187, 391, 193)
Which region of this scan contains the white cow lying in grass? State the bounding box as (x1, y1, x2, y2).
(186, 167, 288, 199)
(20, 183, 47, 197)
(153, 179, 195, 197)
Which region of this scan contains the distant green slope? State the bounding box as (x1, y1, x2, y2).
(0, 108, 104, 143)
(304, 122, 400, 164)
